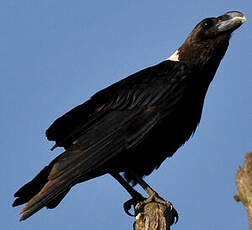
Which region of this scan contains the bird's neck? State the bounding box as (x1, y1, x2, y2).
(168, 34, 230, 83)
(170, 32, 230, 63)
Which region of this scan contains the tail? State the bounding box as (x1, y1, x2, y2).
(12, 150, 95, 221)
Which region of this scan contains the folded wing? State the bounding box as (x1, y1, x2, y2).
(13, 60, 194, 220)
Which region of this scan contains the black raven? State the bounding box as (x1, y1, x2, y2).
(13, 11, 246, 221)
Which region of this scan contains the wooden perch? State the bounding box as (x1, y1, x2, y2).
(133, 194, 178, 230)
(234, 152, 252, 230)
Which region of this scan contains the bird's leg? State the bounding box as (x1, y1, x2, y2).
(127, 170, 158, 197)
(110, 172, 145, 216)
(127, 170, 167, 204)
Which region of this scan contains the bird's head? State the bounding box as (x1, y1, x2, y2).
(170, 11, 246, 68)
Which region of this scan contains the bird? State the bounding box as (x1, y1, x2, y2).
(13, 11, 246, 222)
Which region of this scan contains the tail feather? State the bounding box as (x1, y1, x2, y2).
(14, 149, 98, 221)
(19, 174, 80, 221)
(12, 153, 85, 221)
(46, 189, 70, 209)
(13, 164, 54, 207)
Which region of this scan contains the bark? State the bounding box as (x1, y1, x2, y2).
(234, 152, 252, 230)
(133, 194, 178, 230)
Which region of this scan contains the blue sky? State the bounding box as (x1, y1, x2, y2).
(1, 1, 251, 229)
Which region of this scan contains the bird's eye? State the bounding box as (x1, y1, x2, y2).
(202, 20, 213, 30)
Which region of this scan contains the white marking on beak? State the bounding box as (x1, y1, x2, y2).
(239, 16, 247, 24)
(231, 15, 247, 24)
(166, 50, 180, 62)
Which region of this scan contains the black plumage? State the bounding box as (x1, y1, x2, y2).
(13, 11, 246, 221)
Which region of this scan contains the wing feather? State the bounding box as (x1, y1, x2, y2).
(46, 61, 193, 150)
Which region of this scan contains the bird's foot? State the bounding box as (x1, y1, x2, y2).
(135, 192, 179, 225)
(123, 194, 145, 216)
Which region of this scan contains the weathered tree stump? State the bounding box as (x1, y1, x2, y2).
(235, 152, 252, 230)
(133, 194, 178, 230)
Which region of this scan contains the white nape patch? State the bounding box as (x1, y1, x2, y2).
(166, 50, 180, 62)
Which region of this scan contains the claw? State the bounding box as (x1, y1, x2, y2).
(123, 198, 137, 216)
(171, 207, 179, 224)
(165, 203, 179, 225)
(174, 209, 179, 224)
(149, 194, 179, 225)
(123, 195, 145, 217)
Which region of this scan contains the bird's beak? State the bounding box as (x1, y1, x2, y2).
(216, 11, 247, 33)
